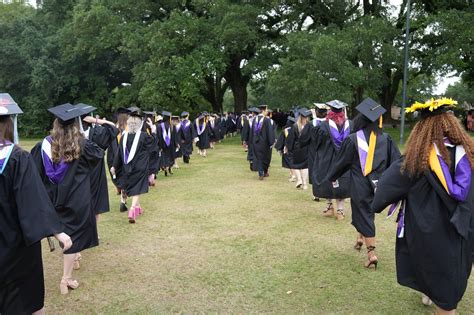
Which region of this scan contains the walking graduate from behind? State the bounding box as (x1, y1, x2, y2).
(249, 105, 275, 180)
(372, 98, 474, 314)
(327, 98, 401, 269)
(0, 94, 72, 314)
(31, 103, 103, 295)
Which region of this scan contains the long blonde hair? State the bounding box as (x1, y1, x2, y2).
(296, 115, 307, 133)
(50, 119, 83, 163)
(127, 116, 143, 134)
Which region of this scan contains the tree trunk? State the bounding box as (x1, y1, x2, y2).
(224, 57, 250, 114)
(378, 69, 403, 125)
(203, 74, 228, 113)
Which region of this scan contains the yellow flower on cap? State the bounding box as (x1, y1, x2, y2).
(405, 97, 457, 113)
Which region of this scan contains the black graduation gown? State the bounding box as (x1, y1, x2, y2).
(226, 116, 237, 134)
(274, 125, 293, 169)
(0, 147, 64, 315)
(113, 131, 155, 197)
(220, 117, 228, 137)
(178, 120, 196, 157)
(106, 130, 125, 189)
(86, 124, 119, 214)
(327, 131, 401, 237)
(174, 125, 183, 158)
(299, 121, 352, 199)
(372, 152, 474, 311)
(285, 124, 309, 170)
(209, 121, 219, 142)
(249, 116, 275, 172)
(194, 120, 211, 150)
(31, 139, 103, 254)
(157, 122, 178, 168)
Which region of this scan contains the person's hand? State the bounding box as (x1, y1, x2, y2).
(110, 167, 116, 176)
(54, 232, 72, 252)
(283, 146, 288, 154)
(146, 118, 156, 133)
(148, 174, 156, 186)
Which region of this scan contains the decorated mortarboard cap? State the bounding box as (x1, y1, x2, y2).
(0, 93, 23, 116)
(181, 111, 189, 117)
(326, 100, 347, 110)
(75, 103, 96, 116)
(313, 103, 329, 110)
(298, 108, 312, 118)
(356, 97, 386, 122)
(128, 106, 143, 117)
(48, 103, 83, 124)
(405, 97, 457, 118)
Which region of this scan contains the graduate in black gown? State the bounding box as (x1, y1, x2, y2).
(275, 116, 296, 182)
(299, 100, 352, 220)
(308, 103, 329, 201)
(31, 103, 104, 295)
(242, 108, 258, 169)
(208, 114, 219, 149)
(178, 111, 195, 164)
(157, 111, 178, 176)
(249, 105, 276, 179)
(372, 98, 474, 313)
(285, 108, 312, 190)
(107, 107, 130, 212)
(144, 111, 159, 186)
(171, 115, 183, 169)
(237, 111, 248, 136)
(0, 96, 72, 314)
(79, 105, 119, 221)
(327, 98, 401, 269)
(194, 113, 211, 157)
(111, 107, 157, 224)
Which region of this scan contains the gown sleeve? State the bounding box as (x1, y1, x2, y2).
(285, 127, 296, 153)
(327, 137, 356, 181)
(266, 118, 276, 146)
(371, 158, 414, 213)
(298, 124, 313, 147)
(113, 137, 124, 170)
(274, 132, 285, 152)
(30, 142, 45, 178)
(82, 139, 105, 169)
(14, 149, 64, 246)
(90, 124, 119, 150)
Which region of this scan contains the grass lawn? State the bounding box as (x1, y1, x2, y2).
(19, 130, 473, 314)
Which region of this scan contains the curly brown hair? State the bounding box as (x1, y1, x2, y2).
(50, 119, 84, 163)
(402, 112, 474, 177)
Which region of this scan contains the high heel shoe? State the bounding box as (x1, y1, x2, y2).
(354, 237, 364, 251)
(60, 277, 79, 295)
(322, 202, 334, 217)
(128, 207, 136, 224)
(73, 253, 82, 270)
(365, 246, 378, 270)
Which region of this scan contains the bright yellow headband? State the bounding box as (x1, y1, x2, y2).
(405, 97, 457, 113)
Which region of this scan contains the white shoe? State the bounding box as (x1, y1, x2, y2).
(302, 184, 308, 190)
(288, 176, 296, 182)
(421, 294, 432, 306)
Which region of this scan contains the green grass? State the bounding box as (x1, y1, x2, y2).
(18, 135, 473, 314)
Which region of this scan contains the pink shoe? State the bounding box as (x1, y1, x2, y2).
(128, 208, 136, 224)
(135, 206, 143, 217)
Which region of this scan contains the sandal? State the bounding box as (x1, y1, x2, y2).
(365, 246, 378, 270)
(323, 202, 334, 217)
(60, 277, 79, 295)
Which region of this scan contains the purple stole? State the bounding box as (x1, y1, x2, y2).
(254, 116, 264, 134)
(328, 120, 350, 149)
(161, 123, 171, 147)
(41, 136, 71, 184)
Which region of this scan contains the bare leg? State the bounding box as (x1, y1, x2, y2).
(295, 170, 303, 188)
(132, 195, 140, 207)
(435, 306, 455, 315)
(32, 307, 45, 315)
(364, 237, 378, 269)
(335, 199, 345, 220)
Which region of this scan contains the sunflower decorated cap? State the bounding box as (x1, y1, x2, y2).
(406, 97, 457, 118)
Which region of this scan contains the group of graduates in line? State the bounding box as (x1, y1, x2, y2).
(270, 97, 474, 314)
(1, 89, 474, 315)
(0, 94, 238, 315)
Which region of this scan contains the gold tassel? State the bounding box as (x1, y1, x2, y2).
(379, 116, 383, 129)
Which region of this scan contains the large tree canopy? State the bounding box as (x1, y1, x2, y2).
(0, 0, 472, 134)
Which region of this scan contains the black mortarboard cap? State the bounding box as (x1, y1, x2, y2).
(249, 107, 261, 114)
(287, 116, 295, 123)
(116, 107, 130, 114)
(313, 103, 328, 110)
(326, 100, 347, 110)
(128, 106, 143, 117)
(48, 103, 83, 124)
(0, 93, 23, 116)
(181, 111, 189, 118)
(143, 111, 157, 117)
(162, 110, 172, 118)
(172, 115, 180, 120)
(258, 104, 268, 111)
(241, 111, 249, 115)
(298, 108, 312, 117)
(356, 97, 386, 122)
(75, 103, 96, 116)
